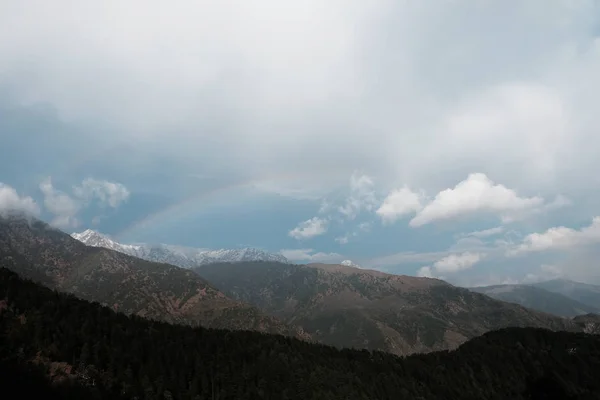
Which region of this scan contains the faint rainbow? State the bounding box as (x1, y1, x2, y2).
(114, 169, 348, 240)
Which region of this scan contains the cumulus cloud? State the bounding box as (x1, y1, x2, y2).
(377, 173, 567, 228)
(417, 252, 484, 278)
(509, 217, 600, 255)
(416, 266, 434, 278)
(39, 177, 130, 229)
(432, 252, 484, 273)
(0, 183, 40, 216)
(376, 187, 422, 224)
(73, 178, 130, 208)
(39, 178, 81, 228)
(409, 173, 546, 227)
(280, 248, 344, 263)
(288, 217, 328, 240)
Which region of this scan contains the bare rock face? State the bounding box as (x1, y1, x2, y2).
(0, 215, 306, 339)
(194, 261, 582, 355)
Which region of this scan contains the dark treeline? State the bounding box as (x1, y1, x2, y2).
(1, 267, 599, 399)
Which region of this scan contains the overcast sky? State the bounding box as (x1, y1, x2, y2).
(2, 0, 600, 285)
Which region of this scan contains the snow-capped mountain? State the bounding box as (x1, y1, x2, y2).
(71, 229, 290, 268)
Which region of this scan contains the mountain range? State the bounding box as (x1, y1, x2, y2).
(533, 279, 600, 309)
(192, 260, 594, 355)
(71, 229, 290, 268)
(0, 215, 306, 338)
(3, 214, 600, 357)
(470, 284, 600, 317)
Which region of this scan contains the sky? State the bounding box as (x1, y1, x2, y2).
(2, 0, 600, 286)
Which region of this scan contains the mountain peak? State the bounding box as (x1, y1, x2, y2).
(71, 230, 289, 268)
(72, 229, 105, 240)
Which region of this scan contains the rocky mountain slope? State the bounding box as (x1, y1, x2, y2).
(573, 313, 600, 334)
(193, 261, 584, 355)
(0, 215, 305, 338)
(469, 284, 600, 317)
(533, 279, 600, 309)
(71, 229, 289, 268)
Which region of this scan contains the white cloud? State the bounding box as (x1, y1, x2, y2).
(416, 251, 483, 279)
(509, 217, 600, 255)
(280, 248, 344, 263)
(0, 183, 40, 216)
(367, 250, 449, 268)
(288, 217, 328, 240)
(409, 173, 546, 227)
(73, 178, 130, 208)
(38, 177, 130, 229)
(3, 1, 600, 208)
(416, 266, 433, 278)
(39, 177, 81, 229)
(432, 252, 484, 273)
(338, 172, 378, 220)
(376, 187, 422, 224)
(463, 226, 504, 239)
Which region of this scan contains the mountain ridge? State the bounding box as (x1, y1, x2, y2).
(0, 215, 306, 338)
(469, 283, 600, 317)
(533, 279, 600, 309)
(192, 260, 590, 355)
(71, 228, 290, 268)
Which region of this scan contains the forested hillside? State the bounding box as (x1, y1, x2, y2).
(2, 267, 600, 399)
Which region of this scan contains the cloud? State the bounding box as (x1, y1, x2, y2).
(3, 1, 600, 285)
(521, 264, 564, 283)
(73, 178, 130, 208)
(39, 177, 81, 228)
(338, 172, 378, 220)
(416, 266, 433, 278)
(280, 248, 344, 263)
(0, 183, 40, 216)
(463, 226, 504, 239)
(469, 264, 565, 287)
(509, 217, 600, 255)
(367, 250, 449, 268)
(417, 252, 483, 278)
(335, 236, 349, 245)
(39, 177, 130, 229)
(409, 173, 546, 227)
(288, 217, 328, 240)
(376, 187, 422, 224)
(432, 252, 484, 273)
(377, 173, 569, 228)
(2, 1, 600, 208)
(335, 221, 371, 245)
